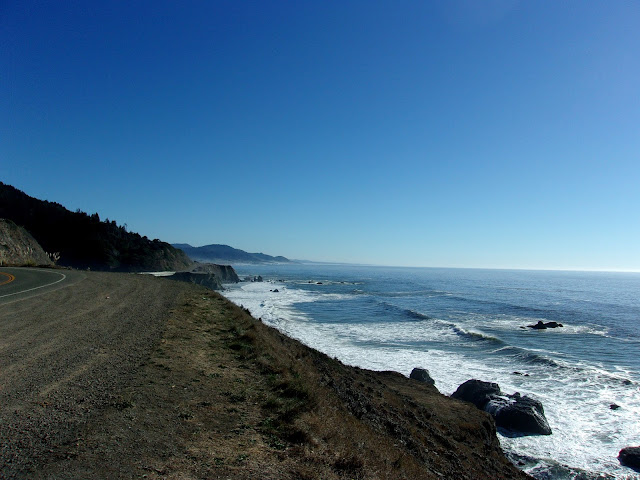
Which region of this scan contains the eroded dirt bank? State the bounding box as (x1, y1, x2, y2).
(1, 272, 529, 479)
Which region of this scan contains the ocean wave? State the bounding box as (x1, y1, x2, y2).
(490, 346, 563, 369)
(451, 326, 505, 345)
(379, 301, 433, 322)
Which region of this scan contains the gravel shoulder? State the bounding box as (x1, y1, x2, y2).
(0, 271, 191, 479)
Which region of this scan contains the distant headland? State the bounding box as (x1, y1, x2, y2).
(173, 243, 295, 265)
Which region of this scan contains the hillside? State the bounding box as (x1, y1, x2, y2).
(175, 243, 294, 265)
(0, 182, 192, 272)
(0, 219, 53, 267)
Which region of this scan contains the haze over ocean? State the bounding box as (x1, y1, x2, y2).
(2, 2, 639, 272)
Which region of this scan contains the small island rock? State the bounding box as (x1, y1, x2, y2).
(409, 368, 435, 386)
(527, 321, 563, 330)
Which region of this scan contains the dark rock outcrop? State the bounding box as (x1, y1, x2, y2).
(485, 392, 552, 435)
(0, 219, 53, 266)
(527, 321, 563, 329)
(451, 379, 551, 436)
(619, 447, 640, 471)
(451, 380, 501, 410)
(409, 368, 435, 386)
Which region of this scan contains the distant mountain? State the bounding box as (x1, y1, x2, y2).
(0, 182, 192, 272)
(174, 243, 294, 265)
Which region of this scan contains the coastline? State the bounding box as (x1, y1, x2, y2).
(222, 265, 640, 478)
(3, 273, 530, 479)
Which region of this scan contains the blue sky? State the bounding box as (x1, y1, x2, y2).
(2, 1, 639, 271)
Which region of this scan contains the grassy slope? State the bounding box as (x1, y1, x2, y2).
(37, 282, 530, 479)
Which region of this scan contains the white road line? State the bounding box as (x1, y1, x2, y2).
(0, 271, 67, 299)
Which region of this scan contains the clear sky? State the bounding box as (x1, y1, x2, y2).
(2, 1, 639, 271)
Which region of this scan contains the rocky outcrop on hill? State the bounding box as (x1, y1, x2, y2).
(452, 379, 552, 436)
(410, 367, 436, 386)
(0, 219, 53, 266)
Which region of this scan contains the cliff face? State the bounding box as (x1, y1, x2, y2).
(0, 219, 53, 267)
(0, 182, 192, 272)
(191, 263, 240, 282)
(167, 263, 240, 290)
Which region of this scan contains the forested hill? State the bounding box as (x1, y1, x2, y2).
(174, 243, 294, 265)
(0, 182, 192, 272)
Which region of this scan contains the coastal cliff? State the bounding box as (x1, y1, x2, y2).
(167, 264, 239, 290)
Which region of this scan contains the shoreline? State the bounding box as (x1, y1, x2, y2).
(221, 267, 640, 479)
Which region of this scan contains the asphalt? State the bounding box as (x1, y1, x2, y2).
(0, 267, 85, 305)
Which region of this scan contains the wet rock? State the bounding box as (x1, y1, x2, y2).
(452, 380, 551, 436)
(527, 321, 563, 329)
(619, 447, 640, 471)
(451, 380, 501, 410)
(486, 392, 552, 435)
(409, 368, 435, 386)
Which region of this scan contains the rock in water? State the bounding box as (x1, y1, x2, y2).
(485, 393, 552, 435)
(451, 380, 501, 410)
(452, 380, 552, 436)
(619, 447, 640, 471)
(527, 320, 564, 329)
(528, 321, 547, 329)
(409, 368, 435, 385)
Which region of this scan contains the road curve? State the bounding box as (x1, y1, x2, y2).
(0, 267, 85, 305)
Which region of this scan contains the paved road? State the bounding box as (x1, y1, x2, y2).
(0, 267, 85, 305)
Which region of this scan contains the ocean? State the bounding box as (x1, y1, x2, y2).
(221, 264, 640, 479)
